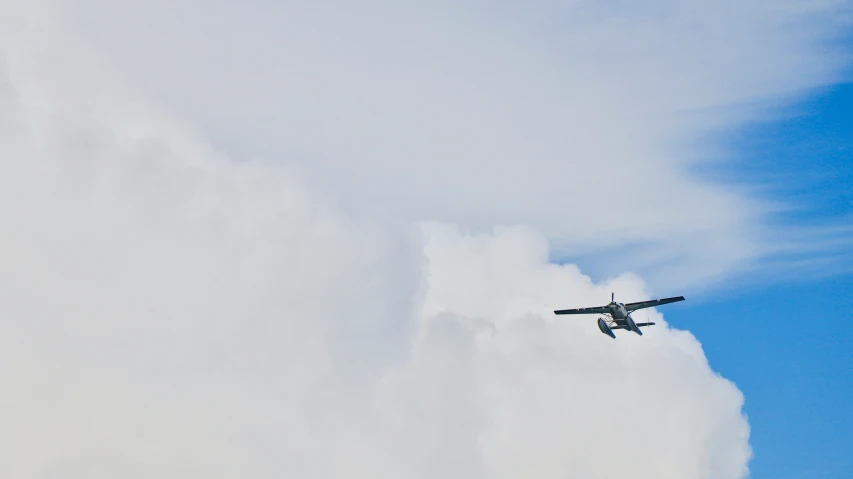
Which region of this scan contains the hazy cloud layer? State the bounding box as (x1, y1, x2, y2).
(4, 1, 848, 477)
(66, 0, 853, 289)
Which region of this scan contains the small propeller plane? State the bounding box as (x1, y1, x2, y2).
(554, 292, 685, 338)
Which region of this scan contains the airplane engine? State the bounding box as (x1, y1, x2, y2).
(597, 317, 616, 339)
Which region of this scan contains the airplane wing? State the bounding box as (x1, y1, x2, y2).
(553, 305, 609, 315)
(624, 296, 685, 312)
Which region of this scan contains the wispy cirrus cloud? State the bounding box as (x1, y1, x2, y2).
(66, 0, 853, 290)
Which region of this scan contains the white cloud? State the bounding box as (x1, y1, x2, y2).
(8, 0, 851, 477)
(63, 0, 853, 289)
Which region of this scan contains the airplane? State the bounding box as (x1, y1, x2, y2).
(553, 292, 685, 338)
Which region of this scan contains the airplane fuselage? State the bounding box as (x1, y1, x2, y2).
(608, 302, 628, 319)
(608, 302, 642, 334)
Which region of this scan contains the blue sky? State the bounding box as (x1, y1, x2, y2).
(666, 81, 853, 478)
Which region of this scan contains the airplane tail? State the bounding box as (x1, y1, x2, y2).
(609, 322, 656, 329)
